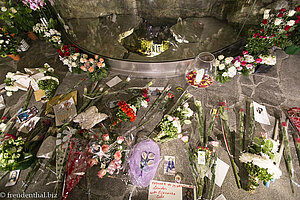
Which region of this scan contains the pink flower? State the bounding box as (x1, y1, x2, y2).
(255, 58, 262, 63)
(88, 67, 94, 72)
(280, 8, 286, 12)
(114, 151, 122, 160)
(102, 144, 109, 153)
(295, 138, 300, 144)
(243, 51, 248, 55)
(102, 133, 109, 141)
(116, 136, 124, 144)
(241, 61, 247, 66)
(94, 55, 99, 59)
(88, 158, 98, 168)
(237, 66, 243, 71)
(89, 58, 94, 63)
(97, 169, 107, 178)
(246, 64, 253, 69)
(281, 122, 287, 127)
(80, 66, 87, 71)
(180, 136, 189, 143)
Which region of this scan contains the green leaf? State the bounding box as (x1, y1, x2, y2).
(285, 45, 300, 55)
(265, 140, 273, 150)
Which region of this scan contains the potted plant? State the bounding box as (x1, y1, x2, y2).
(0, 29, 21, 61)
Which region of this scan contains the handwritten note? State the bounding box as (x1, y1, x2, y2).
(253, 101, 270, 125)
(148, 180, 196, 200)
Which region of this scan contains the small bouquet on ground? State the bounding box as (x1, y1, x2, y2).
(32, 22, 48, 37)
(33, 22, 62, 48)
(213, 55, 237, 83)
(37, 63, 59, 100)
(87, 133, 126, 178)
(153, 100, 193, 143)
(79, 54, 108, 82)
(114, 88, 150, 125)
(246, 7, 299, 56)
(232, 51, 260, 76)
(0, 136, 34, 171)
(187, 141, 219, 199)
(239, 134, 282, 193)
(0, 29, 20, 58)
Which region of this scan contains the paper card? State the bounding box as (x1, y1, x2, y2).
(106, 76, 122, 87)
(164, 156, 175, 175)
(0, 95, 5, 110)
(215, 194, 226, 200)
(18, 116, 40, 133)
(148, 180, 196, 200)
(45, 91, 78, 114)
(198, 151, 206, 165)
(34, 89, 46, 102)
(17, 106, 39, 123)
(53, 97, 77, 126)
(5, 170, 20, 187)
(253, 101, 270, 125)
(206, 158, 229, 187)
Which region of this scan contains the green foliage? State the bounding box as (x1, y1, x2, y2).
(245, 162, 273, 183)
(250, 136, 276, 160)
(38, 79, 59, 98)
(0, 29, 20, 56)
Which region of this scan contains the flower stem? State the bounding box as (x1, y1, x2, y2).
(239, 109, 245, 151)
(208, 154, 217, 200)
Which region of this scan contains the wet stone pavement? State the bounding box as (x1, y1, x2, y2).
(0, 40, 300, 200)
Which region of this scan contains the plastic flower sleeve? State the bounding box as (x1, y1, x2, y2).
(62, 138, 90, 199)
(128, 139, 160, 187)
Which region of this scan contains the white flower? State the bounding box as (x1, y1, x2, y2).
(63, 59, 69, 65)
(259, 55, 276, 66)
(218, 55, 224, 60)
(274, 18, 283, 26)
(130, 105, 137, 113)
(234, 61, 240, 67)
(180, 135, 189, 143)
(218, 64, 225, 70)
(213, 59, 220, 67)
(126, 77, 131, 82)
(71, 62, 77, 67)
(172, 118, 181, 133)
(48, 67, 54, 72)
(228, 66, 237, 78)
(10, 7, 17, 14)
(1, 7, 7, 12)
(6, 91, 12, 96)
(0, 123, 6, 132)
(6, 72, 14, 79)
(5, 40, 9, 44)
(194, 100, 201, 107)
(183, 102, 189, 108)
(141, 100, 148, 108)
(244, 55, 254, 63)
(224, 57, 233, 64)
(288, 10, 296, 17)
(80, 58, 85, 63)
(166, 115, 173, 121)
(222, 72, 228, 77)
(5, 85, 18, 92)
(263, 9, 271, 19)
(287, 20, 295, 26)
(184, 107, 194, 118)
(0, 40, 4, 44)
(82, 54, 88, 59)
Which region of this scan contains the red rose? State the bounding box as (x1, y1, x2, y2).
(260, 29, 264, 32)
(71, 44, 75, 47)
(65, 51, 70, 57)
(277, 12, 283, 17)
(280, 8, 286, 12)
(281, 122, 287, 127)
(297, 15, 300, 19)
(75, 48, 80, 53)
(1, 116, 7, 121)
(296, 19, 300, 24)
(240, 108, 244, 112)
(146, 97, 150, 102)
(5, 133, 17, 140)
(219, 102, 226, 107)
(296, 6, 300, 12)
(262, 19, 268, 24)
(284, 25, 291, 31)
(243, 51, 248, 55)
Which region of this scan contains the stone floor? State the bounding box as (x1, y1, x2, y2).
(0, 39, 300, 200)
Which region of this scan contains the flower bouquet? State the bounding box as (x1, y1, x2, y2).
(87, 134, 126, 178)
(37, 63, 59, 100)
(246, 7, 299, 56)
(153, 101, 193, 143)
(213, 55, 237, 83)
(79, 54, 108, 82)
(0, 29, 20, 59)
(0, 136, 34, 171)
(114, 88, 150, 125)
(232, 51, 260, 76)
(239, 135, 282, 193)
(187, 142, 219, 199)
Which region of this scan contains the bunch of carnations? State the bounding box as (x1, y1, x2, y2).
(115, 88, 150, 123)
(246, 7, 299, 56)
(232, 51, 261, 76)
(154, 102, 193, 143)
(87, 134, 125, 179)
(187, 141, 219, 199)
(213, 55, 237, 83)
(80, 54, 108, 82)
(0, 136, 34, 171)
(239, 135, 282, 193)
